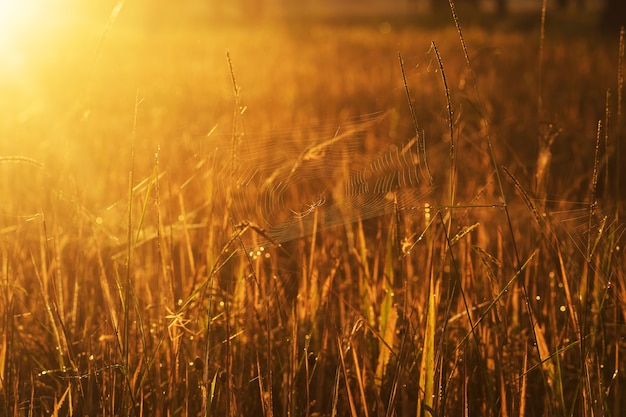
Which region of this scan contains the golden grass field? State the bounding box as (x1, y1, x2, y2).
(0, 2, 625, 416)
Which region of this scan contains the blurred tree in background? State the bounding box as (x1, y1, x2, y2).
(120, 0, 624, 32)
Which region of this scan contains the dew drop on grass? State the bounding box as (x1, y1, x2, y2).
(424, 203, 431, 220)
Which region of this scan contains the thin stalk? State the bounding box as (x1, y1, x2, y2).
(616, 28, 624, 216)
(121, 91, 142, 417)
(431, 41, 456, 209)
(399, 52, 433, 185)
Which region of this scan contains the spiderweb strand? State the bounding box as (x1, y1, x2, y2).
(216, 113, 435, 247)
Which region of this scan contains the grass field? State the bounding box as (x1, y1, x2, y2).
(0, 3, 625, 416)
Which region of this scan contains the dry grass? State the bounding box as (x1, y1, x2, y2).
(0, 4, 625, 416)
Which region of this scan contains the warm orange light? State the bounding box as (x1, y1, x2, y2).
(0, 2, 35, 86)
(0, 0, 84, 48)
(0, 0, 53, 64)
(0, 0, 80, 78)
(0, 0, 46, 42)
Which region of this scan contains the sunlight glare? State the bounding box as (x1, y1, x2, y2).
(0, 0, 47, 41)
(0, 0, 52, 67)
(0, 0, 83, 100)
(0, 0, 71, 55)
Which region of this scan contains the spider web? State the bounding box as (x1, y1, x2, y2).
(214, 111, 435, 247)
(546, 199, 625, 260)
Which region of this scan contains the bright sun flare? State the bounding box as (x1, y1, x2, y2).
(0, 0, 71, 48)
(0, 1, 42, 39)
(0, 0, 74, 72)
